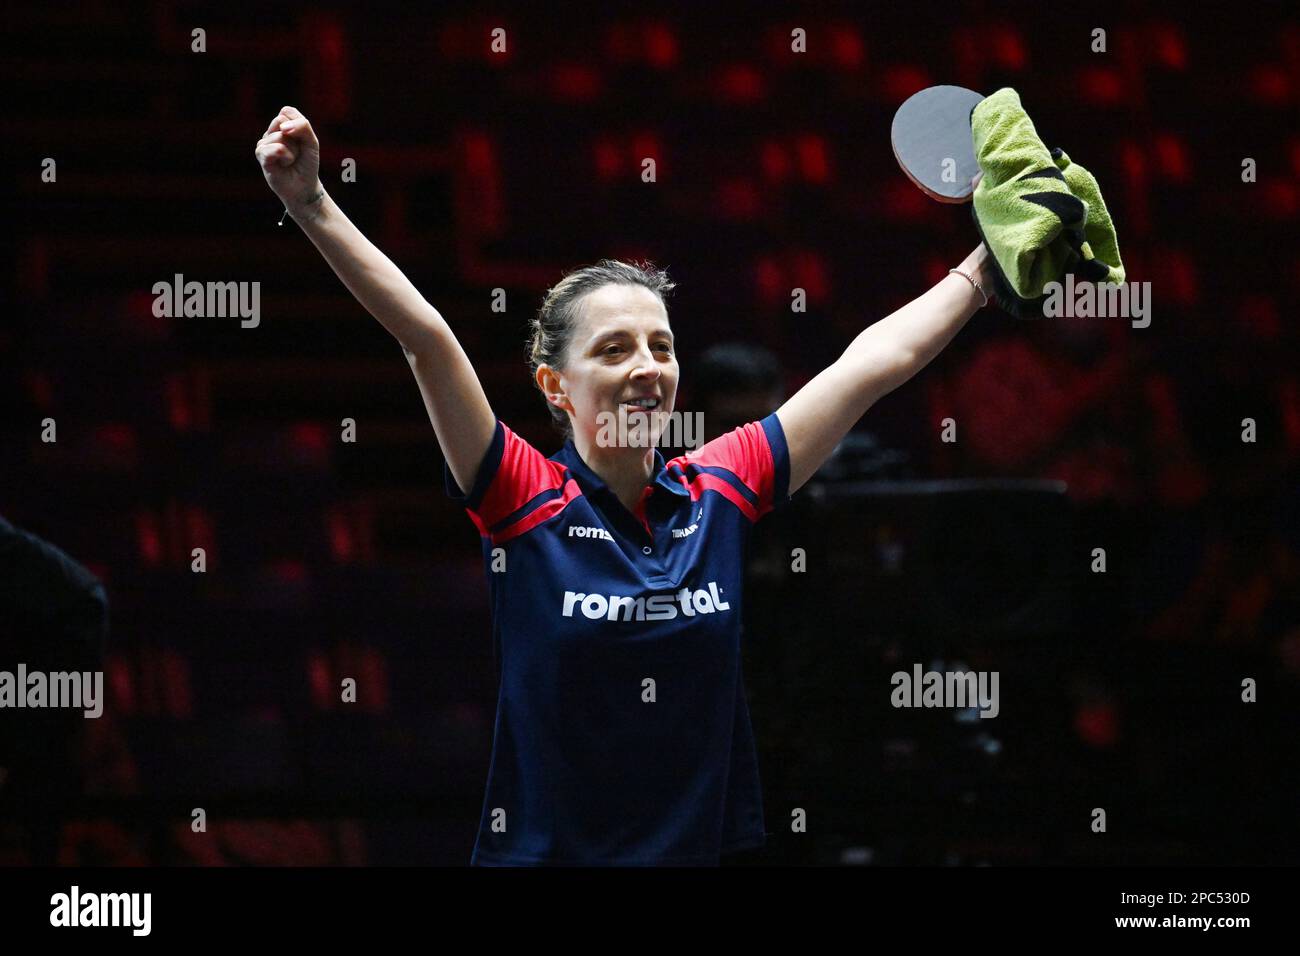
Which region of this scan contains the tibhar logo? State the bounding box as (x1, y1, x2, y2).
(563, 583, 731, 621)
(152, 272, 261, 328)
(1041, 275, 1151, 328)
(596, 410, 705, 449)
(672, 507, 703, 539)
(0, 664, 103, 718)
(890, 663, 999, 719)
(568, 525, 614, 541)
(50, 886, 151, 936)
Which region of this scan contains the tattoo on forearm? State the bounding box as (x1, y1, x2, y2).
(291, 187, 327, 224)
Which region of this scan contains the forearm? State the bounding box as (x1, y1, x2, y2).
(776, 247, 991, 491)
(840, 246, 988, 398)
(290, 190, 448, 352)
(847, 247, 977, 385)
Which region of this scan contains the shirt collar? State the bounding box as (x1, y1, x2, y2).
(552, 440, 689, 500)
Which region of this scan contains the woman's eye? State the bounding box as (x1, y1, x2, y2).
(655, 343, 672, 353)
(603, 346, 623, 355)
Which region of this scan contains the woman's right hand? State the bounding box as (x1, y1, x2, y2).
(254, 106, 324, 218)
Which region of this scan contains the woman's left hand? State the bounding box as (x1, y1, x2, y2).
(957, 242, 994, 297)
(964, 173, 998, 297)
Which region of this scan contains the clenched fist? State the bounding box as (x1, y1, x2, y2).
(255, 106, 325, 220)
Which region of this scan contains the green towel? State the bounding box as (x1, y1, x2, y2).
(1052, 147, 1125, 287)
(970, 88, 1124, 317)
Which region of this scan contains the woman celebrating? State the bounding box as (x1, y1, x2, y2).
(256, 105, 995, 865)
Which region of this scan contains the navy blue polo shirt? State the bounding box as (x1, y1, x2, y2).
(445, 412, 792, 865)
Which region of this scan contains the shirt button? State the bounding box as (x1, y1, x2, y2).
(642, 546, 652, 554)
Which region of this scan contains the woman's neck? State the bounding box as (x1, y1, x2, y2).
(574, 434, 657, 513)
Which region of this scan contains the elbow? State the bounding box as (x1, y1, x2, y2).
(876, 349, 919, 396)
(399, 314, 452, 364)
(848, 351, 915, 414)
(892, 348, 919, 379)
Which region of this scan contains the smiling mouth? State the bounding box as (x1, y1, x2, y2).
(621, 398, 660, 410)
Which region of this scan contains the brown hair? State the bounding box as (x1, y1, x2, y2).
(527, 259, 676, 439)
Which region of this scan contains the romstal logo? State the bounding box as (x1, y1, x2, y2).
(561, 583, 731, 621)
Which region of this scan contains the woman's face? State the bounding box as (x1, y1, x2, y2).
(540, 283, 678, 450)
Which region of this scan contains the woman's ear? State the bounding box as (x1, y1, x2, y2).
(536, 365, 570, 412)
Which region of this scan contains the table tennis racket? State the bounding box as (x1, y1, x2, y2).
(891, 85, 986, 203)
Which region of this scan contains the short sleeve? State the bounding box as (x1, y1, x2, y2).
(674, 412, 791, 521)
(443, 419, 574, 542)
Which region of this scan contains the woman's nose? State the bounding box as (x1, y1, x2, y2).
(631, 347, 660, 377)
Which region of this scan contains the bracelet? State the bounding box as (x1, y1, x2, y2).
(276, 188, 327, 230)
(948, 267, 989, 308)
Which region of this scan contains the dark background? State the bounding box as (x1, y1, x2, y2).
(1, 0, 1297, 865)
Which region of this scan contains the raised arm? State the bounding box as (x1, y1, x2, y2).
(775, 244, 994, 493)
(254, 106, 495, 493)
